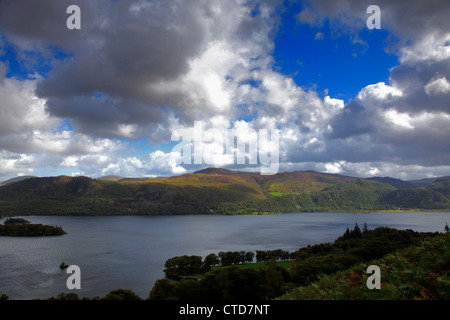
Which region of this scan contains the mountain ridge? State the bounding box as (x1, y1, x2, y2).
(0, 176, 36, 186)
(0, 168, 449, 216)
(2, 168, 446, 187)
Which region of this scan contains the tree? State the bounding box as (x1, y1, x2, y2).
(342, 227, 351, 240)
(213, 266, 265, 300)
(218, 251, 243, 266)
(244, 251, 255, 264)
(164, 255, 203, 276)
(105, 289, 141, 300)
(256, 250, 267, 263)
(363, 222, 369, 233)
(238, 251, 247, 264)
(353, 223, 362, 237)
(203, 253, 220, 271)
(4, 218, 30, 225)
(262, 260, 290, 298)
(174, 279, 202, 300)
(218, 251, 232, 266)
(46, 292, 81, 300)
(280, 250, 288, 260)
(185, 255, 203, 274)
(445, 223, 449, 233)
(289, 258, 320, 286)
(148, 279, 176, 300)
(100, 293, 124, 300)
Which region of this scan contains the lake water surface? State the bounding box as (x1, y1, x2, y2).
(0, 211, 449, 300)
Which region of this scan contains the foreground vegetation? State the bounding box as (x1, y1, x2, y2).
(146, 226, 447, 300)
(279, 232, 450, 300)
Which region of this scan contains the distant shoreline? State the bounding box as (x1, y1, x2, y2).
(1, 209, 449, 220)
(348, 209, 450, 214)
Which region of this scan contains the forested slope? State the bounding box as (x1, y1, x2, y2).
(0, 169, 448, 216)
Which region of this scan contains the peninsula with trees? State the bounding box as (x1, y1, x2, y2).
(0, 217, 66, 237)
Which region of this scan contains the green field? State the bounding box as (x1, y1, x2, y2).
(269, 191, 287, 196)
(211, 260, 291, 271)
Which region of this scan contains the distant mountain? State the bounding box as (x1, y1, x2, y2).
(0, 176, 36, 186)
(367, 177, 416, 189)
(378, 177, 450, 210)
(0, 169, 448, 216)
(426, 177, 450, 199)
(195, 168, 241, 175)
(408, 177, 447, 188)
(96, 175, 124, 181)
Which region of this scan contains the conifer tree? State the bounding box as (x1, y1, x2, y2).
(352, 223, 362, 238)
(363, 222, 368, 233)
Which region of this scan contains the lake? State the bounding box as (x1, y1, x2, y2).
(0, 211, 449, 300)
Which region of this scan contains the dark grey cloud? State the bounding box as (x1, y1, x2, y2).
(45, 95, 167, 139)
(34, 0, 209, 96)
(0, 0, 92, 51)
(389, 57, 450, 114)
(1, 0, 283, 139)
(297, 0, 450, 45)
(326, 100, 375, 139)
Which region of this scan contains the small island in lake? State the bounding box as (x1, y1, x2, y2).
(0, 218, 67, 237)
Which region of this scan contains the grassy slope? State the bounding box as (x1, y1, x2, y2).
(211, 261, 292, 271)
(278, 232, 450, 300)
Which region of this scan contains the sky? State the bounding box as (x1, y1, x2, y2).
(0, 0, 449, 181)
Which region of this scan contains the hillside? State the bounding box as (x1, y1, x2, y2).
(367, 176, 416, 189)
(0, 176, 36, 186)
(0, 169, 449, 216)
(278, 231, 450, 300)
(409, 177, 445, 188)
